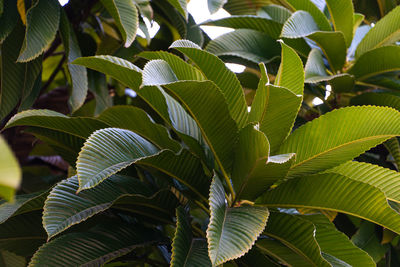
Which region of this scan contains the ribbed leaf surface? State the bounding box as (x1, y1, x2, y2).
(384, 137, 400, 170)
(263, 212, 330, 266)
(0, 250, 26, 267)
(348, 46, 400, 80)
(326, 161, 400, 203)
(0, 0, 18, 43)
(351, 92, 400, 110)
(355, 5, 400, 58)
(17, 0, 60, 62)
(208, 0, 226, 14)
(301, 214, 375, 266)
(257, 173, 400, 234)
(43, 175, 152, 238)
(0, 136, 21, 201)
(207, 176, 269, 266)
(223, 0, 270, 15)
(166, 0, 187, 18)
(171, 207, 211, 267)
(76, 128, 159, 191)
(285, 0, 331, 31)
(170, 40, 248, 128)
(72, 55, 142, 90)
(28, 223, 160, 267)
(163, 80, 239, 175)
(100, 0, 138, 47)
(250, 64, 302, 153)
(325, 0, 354, 47)
(281, 11, 346, 72)
(257, 5, 291, 24)
(205, 29, 281, 64)
(142, 59, 178, 86)
(278, 106, 400, 177)
(304, 48, 328, 83)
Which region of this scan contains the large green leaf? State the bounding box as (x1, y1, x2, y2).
(223, 0, 270, 15)
(28, 223, 161, 267)
(325, 0, 354, 47)
(263, 212, 330, 266)
(59, 11, 88, 112)
(76, 128, 159, 191)
(0, 136, 21, 201)
(325, 161, 400, 204)
(257, 4, 292, 24)
(257, 172, 400, 234)
(281, 11, 347, 72)
(17, 0, 60, 62)
(0, 0, 18, 43)
(0, 191, 47, 223)
(348, 46, 400, 80)
(100, 0, 138, 47)
(0, 24, 42, 120)
(355, 5, 400, 58)
(250, 63, 302, 153)
(166, 0, 187, 19)
(97, 105, 180, 152)
(207, 175, 269, 266)
(284, 0, 331, 31)
(171, 207, 211, 267)
(170, 40, 248, 128)
(278, 106, 400, 177)
(205, 29, 281, 64)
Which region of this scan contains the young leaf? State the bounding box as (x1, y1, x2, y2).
(278, 106, 400, 177)
(100, 0, 138, 47)
(257, 173, 400, 235)
(171, 207, 211, 267)
(325, 0, 354, 47)
(0, 136, 21, 201)
(207, 175, 269, 266)
(17, 0, 60, 62)
(76, 128, 160, 191)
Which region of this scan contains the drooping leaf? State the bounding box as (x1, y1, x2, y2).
(285, 0, 331, 31)
(28, 223, 161, 267)
(76, 128, 159, 191)
(325, 0, 354, 47)
(250, 63, 302, 153)
(170, 40, 248, 128)
(17, 0, 60, 62)
(257, 172, 400, 234)
(59, 11, 88, 112)
(348, 46, 400, 80)
(0, 136, 21, 201)
(257, 4, 291, 24)
(262, 212, 330, 266)
(100, 0, 138, 47)
(223, 0, 270, 15)
(281, 10, 347, 72)
(16, 0, 26, 25)
(166, 0, 187, 19)
(278, 106, 400, 177)
(384, 137, 400, 170)
(205, 29, 281, 64)
(87, 70, 112, 115)
(171, 207, 211, 267)
(355, 5, 400, 58)
(207, 175, 269, 266)
(0, 0, 18, 43)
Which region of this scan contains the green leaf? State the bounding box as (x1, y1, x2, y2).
(223, 0, 270, 15)
(207, 175, 269, 266)
(170, 40, 248, 128)
(263, 212, 330, 266)
(205, 29, 281, 64)
(250, 64, 302, 153)
(0, 136, 21, 201)
(325, 0, 354, 47)
(325, 160, 400, 204)
(142, 59, 178, 85)
(0, 24, 42, 120)
(166, 0, 187, 19)
(0, 191, 47, 223)
(355, 5, 400, 58)
(17, 0, 60, 62)
(208, 0, 226, 14)
(171, 207, 211, 267)
(0, 250, 26, 267)
(257, 172, 400, 235)
(278, 106, 400, 177)
(257, 4, 291, 24)
(43, 175, 152, 238)
(100, 0, 138, 47)
(97, 105, 180, 152)
(76, 128, 159, 191)
(350, 92, 400, 110)
(0, 0, 18, 43)
(304, 48, 328, 82)
(28, 223, 161, 267)
(384, 137, 400, 170)
(281, 11, 347, 72)
(59, 11, 88, 112)
(284, 0, 331, 31)
(274, 42, 304, 96)
(348, 46, 400, 80)
(301, 214, 375, 266)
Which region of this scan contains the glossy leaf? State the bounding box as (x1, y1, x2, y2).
(100, 0, 138, 47)
(17, 0, 60, 62)
(278, 106, 400, 177)
(207, 175, 269, 266)
(0, 136, 21, 201)
(257, 173, 400, 234)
